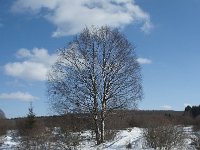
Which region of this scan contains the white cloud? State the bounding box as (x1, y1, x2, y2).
(160, 105, 173, 110)
(11, 0, 153, 37)
(4, 48, 57, 81)
(137, 57, 152, 64)
(0, 91, 38, 102)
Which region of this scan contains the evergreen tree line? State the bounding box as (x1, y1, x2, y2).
(184, 105, 200, 118)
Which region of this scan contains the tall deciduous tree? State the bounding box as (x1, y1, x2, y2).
(47, 26, 143, 144)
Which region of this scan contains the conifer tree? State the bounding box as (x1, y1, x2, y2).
(26, 102, 36, 129)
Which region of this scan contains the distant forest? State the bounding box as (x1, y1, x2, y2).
(184, 105, 200, 118)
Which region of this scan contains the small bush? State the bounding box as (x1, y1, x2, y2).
(126, 142, 132, 149)
(17, 127, 53, 150)
(104, 130, 117, 141)
(18, 126, 81, 150)
(143, 118, 185, 150)
(53, 127, 81, 150)
(191, 134, 200, 150)
(191, 127, 200, 150)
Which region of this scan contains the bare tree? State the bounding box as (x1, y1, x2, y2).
(47, 26, 143, 144)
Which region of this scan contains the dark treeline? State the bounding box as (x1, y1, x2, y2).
(184, 105, 200, 118)
(3, 109, 197, 131)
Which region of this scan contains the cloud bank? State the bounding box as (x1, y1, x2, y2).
(11, 0, 153, 37)
(4, 48, 57, 81)
(0, 91, 38, 102)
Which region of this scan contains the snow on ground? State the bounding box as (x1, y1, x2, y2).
(77, 128, 145, 150)
(0, 127, 198, 150)
(0, 131, 19, 150)
(79, 127, 197, 150)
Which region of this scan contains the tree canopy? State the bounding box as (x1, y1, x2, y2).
(47, 26, 143, 144)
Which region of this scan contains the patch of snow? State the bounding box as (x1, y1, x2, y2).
(0, 130, 19, 150)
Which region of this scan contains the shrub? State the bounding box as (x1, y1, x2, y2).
(53, 127, 81, 150)
(143, 118, 185, 150)
(191, 134, 200, 150)
(191, 126, 200, 150)
(17, 126, 81, 150)
(104, 130, 117, 141)
(126, 142, 132, 149)
(0, 118, 7, 136)
(0, 118, 8, 146)
(17, 127, 53, 150)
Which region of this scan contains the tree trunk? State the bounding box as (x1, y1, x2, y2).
(100, 118, 105, 143)
(100, 101, 106, 143)
(94, 115, 101, 145)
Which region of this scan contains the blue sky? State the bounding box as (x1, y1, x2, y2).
(0, 0, 200, 118)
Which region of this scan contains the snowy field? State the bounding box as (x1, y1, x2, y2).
(0, 127, 199, 150)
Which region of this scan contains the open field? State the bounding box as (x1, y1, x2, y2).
(0, 110, 200, 149)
